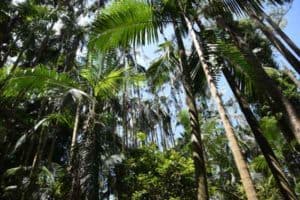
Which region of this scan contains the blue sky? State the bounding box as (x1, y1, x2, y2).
(138, 1, 300, 68)
(284, 1, 300, 46)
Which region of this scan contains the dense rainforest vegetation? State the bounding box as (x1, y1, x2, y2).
(0, 0, 300, 199)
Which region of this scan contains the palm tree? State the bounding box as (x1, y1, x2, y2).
(222, 66, 297, 199)
(214, 16, 300, 145)
(239, 0, 300, 74)
(181, 12, 258, 199)
(91, 1, 210, 198)
(90, 0, 263, 199)
(0, 51, 141, 198)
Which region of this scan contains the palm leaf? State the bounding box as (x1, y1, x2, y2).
(203, 0, 289, 19)
(1, 66, 77, 98)
(214, 40, 260, 99)
(82, 67, 144, 98)
(90, 0, 159, 51)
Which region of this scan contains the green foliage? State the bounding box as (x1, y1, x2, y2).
(259, 116, 281, 142)
(91, 0, 159, 51)
(36, 164, 70, 199)
(1, 0, 299, 199)
(177, 110, 191, 135)
(137, 131, 147, 142)
(81, 66, 144, 98)
(146, 57, 171, 91)
(115, 144, 196, 200)
(251, 155, 269, 173)
(1, 66, 77, 98)
(265, 67, 300, 101)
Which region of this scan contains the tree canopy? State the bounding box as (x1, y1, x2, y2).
(0, 0, 300, 199)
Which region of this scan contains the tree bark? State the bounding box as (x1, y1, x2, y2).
(257, 8, 300, 57)
(47, 132, 56, 165)
(70, 102, 81, 162)
(184, 15, 258, 200)
(216, 17, 300, 145)
(282, 69, 300, 89)
(223, 67, 297, 200)
(250, 13, 300, 75)
(70, 102, 81, 200)
(173, 19, 209, 200)
(79, 101, 99, 200)
(32, 21, 55, 66)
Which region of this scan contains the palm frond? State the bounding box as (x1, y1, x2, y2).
(1, 66, 77, 98)
(214, 40, 259, 99)
(4, 166, 30, 177)
(34, 113, 73, 131)
(204, 0, 289, 18)
(90, 0, 159, 51)
(87, 67, 144, 98)
(146, 57, 171, 91)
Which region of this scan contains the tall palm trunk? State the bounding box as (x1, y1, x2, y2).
(79, 101, 99, 200)
(70, 102, 81, 200)
(249, 13, 300, 74)
(172, 19, 209, 200)
(32, 21, 55, 66)
(223, 67, 297, 200)
(47, 132, 56, 165)
(282, 69, 300, 89)
(184, 15, 258, 200)
(255, 7, 300, 57)
(184, 80, 209, 200)
(216, 17, 300, 145)
(71, 102, 81, 162)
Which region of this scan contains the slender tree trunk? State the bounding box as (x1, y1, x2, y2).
(184, 82, 209, 200)
(47, 132, 56, 165)
(223, 67, 298, 200)
(250, 13, 300, 74)
(184, 15, 258, 200)
(24, 138, 34, 166)
(172, 19, 209, 200)
(79, 101, 99, 200)
(0, 34, 20, 68)
(22, 128, 48, 200)
(30, 128, 47, 177)
(70, 102, 81, 161)
(0, 44, 29, 92)
(10, 35, 33, 72)
(122, 85, 128, 148)
(216, 17, 300, 145)
(257, 8, 300, 57)
(282, 69, 300, 89)
(32, 21, 55, 66)
(70, 102, 81, 200)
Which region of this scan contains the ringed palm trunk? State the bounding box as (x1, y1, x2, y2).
(184, 15, 258, 200)
(79, 101, 99, 200)
(183, 80, 209, 200)
(173, 19, 209, 200)
(32, 21, 55, 66)
(249, 12, 300, 74)
(22, 127, 48, 200)
(223, 67, 298, 200)
(282, 69, 300, 89)
(254, 7, 300, 58)
(70, 102, 81, 200)
(216, 17, 300, 145)
(71, 101, 81, 161)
